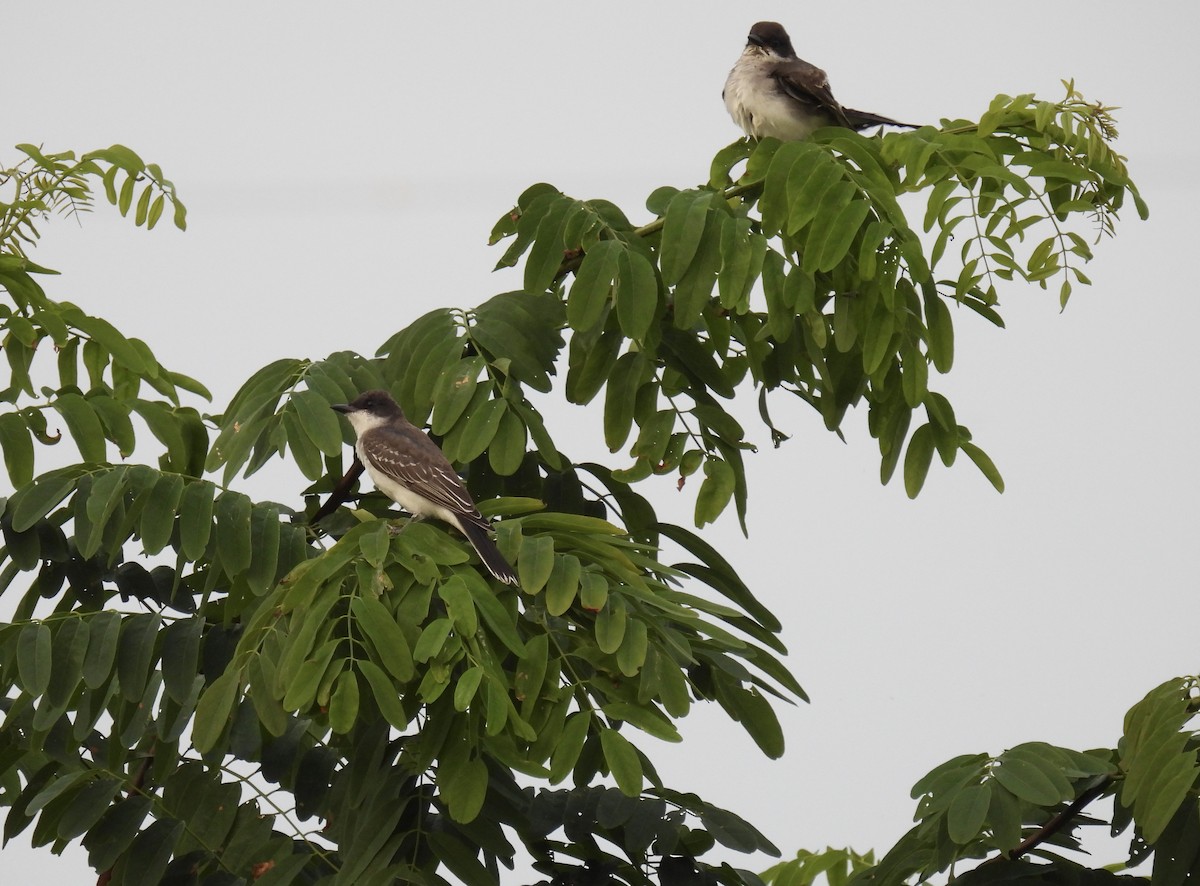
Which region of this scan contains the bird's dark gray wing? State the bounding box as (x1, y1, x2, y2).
(842, 106, 914, 130)
(361, 424, 485, 521)
(770, 58, 852, 128)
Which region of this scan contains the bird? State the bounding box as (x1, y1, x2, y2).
(723, 21, 914, 141)
(330, 389, 519, 586)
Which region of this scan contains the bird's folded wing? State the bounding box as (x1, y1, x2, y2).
(365, 434, 481, 517)
(771, 59, 850, 127)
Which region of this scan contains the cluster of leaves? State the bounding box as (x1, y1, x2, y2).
(1, 144, 186, 258)
(0, 144, 207, 489)
(0, 142, 794, 884)
(0, 81, 1166, 886)
(826, 678, 1200, 886)
(761, 846, 876, 886)
(489, 83, 1145, 517)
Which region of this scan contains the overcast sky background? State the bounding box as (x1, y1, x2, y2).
(6, 2, 1199, 881)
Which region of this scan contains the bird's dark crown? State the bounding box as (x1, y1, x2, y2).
(342, 389, 403, 417)
(747, 21, 795, 58)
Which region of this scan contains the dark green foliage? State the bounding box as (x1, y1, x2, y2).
(0, 86, 1177, 886)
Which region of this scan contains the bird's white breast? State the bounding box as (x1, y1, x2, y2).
(355, 438, 463, 530)
(724, 56, 823, 141)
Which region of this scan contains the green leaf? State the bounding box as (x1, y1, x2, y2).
(961, 440, 1005, 493)
(81, 795, 152, 872)
(760, 141, 815, 236)
(568, 239, 620, 332)
(77, 465, 128, 558)
(116, 613, 161, 703)
(430, 356, 483, 436)
(514, 633, 549, 706)
(543, 553, 581, 616)
(10, 468, 79, 531)
(603, 700, 679, 742)
(660, 190, 713, 285)
(600, 728, 643, 797)
(947, 782, 991, 844)
(580, 572, 608, 611)
(924, 289, 954, 373)
(720, 682, 785, 759)
(488, 406, 527, 476)
(247, 656, 288, 737)
(0, 412, 34, 485)
(550, 711, 592, 784)
(862, 306, 896, 376)
(192, 669, 241, 754)
(518, 534, 555, 596)
(178, 481, 215, 561)
(701, 806, 773, 855)
(454, 666, 484, 711)
(454, 397, 505, 464)
(694, 457, 735, 527)
(615, 249, 659, 342)
(139, 473, 183, 555)
(114, 818, 182, 886)
(215, 490, 253, 577)
(992, 756, 1068, 806)
(615, 618, 648, 677)
(357, 659, 412, 730)
(671, 212, 723, 328)
(72, 313, 148, 374)
(17, 622, 52, 695)
(603, 351, 647, 451)
(440, 755, 489, 824)
(161, 617, 202, 704)
(53, 393, 107, 462)
(439, 573, 479, 635)
(595, 595, 627, 654)
(290, 389, 344, 457)
(903, 424, 935, 498)
(245, 505, 282, 594)
(466, 574, 526, 656)
(817, 199, 873, 272)
(147, 194, 165, 229)
(26, 770, 91, 816)
(523, 196, 572, 295)
(471, 290, 565, 394)
(413, 617, 453, 663)
(329, 670, 360, 733)
(350, 594, 415, 682)
(82, 610, 122, 689)
(56, 777, 122, 841)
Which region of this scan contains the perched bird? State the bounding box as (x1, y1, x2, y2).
(331, 389, 519, 586)
(724, 21, 913, 141)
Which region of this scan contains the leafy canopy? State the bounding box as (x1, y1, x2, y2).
(0, 85, 1186, 886)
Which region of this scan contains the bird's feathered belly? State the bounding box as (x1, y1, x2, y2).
(724, 62, 824, 141)
(356, 439, 465, 530)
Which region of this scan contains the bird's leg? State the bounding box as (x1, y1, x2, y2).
(387, 513, 426, 536)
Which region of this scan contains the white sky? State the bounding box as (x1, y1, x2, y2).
(5, 1, 1199, 881)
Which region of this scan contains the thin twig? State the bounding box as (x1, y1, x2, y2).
(985, 775, 1114, 866)
(310, 457, 365, 524)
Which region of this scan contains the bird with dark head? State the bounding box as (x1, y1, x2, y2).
(724, 21, 914, 140)
(331, 389, 519, 586)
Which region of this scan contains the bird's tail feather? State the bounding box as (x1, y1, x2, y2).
(460, 521, 519, 586)
(844, 107, 917, 131)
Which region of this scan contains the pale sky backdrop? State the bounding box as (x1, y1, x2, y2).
(6, 1, 1199, 881)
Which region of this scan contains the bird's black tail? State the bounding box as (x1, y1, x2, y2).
(460, 521, 519, 586)
(844, 107, 917, 131)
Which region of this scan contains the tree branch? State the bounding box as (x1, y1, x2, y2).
(310, 457, 365, 525)
(988, 775, 1114, 866)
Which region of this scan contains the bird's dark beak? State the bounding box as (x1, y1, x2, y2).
(747, 33, 765, 48)
(330, 403, 352, 414)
